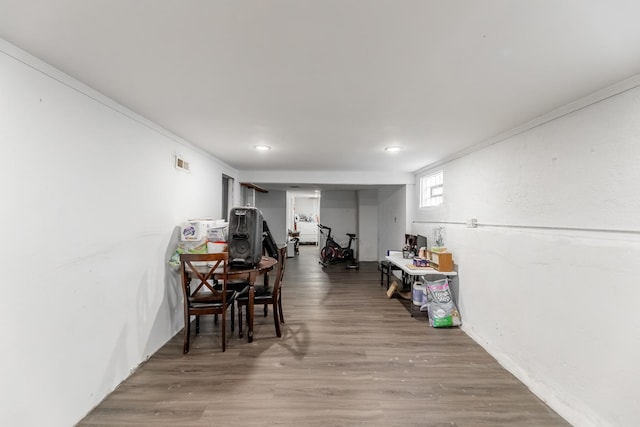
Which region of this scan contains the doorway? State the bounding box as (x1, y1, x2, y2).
(289, 192, 320, 246)
(221, 175, 233, 221)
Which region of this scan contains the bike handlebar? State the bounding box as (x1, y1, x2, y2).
(318, 224, 357, 239)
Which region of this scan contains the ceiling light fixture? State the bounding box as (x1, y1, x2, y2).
(254, 144, 271, 151)
(385, 145, 403, 153)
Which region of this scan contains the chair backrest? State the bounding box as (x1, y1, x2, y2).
(272, 246, 287, 296)
(179, 252, 229, 302)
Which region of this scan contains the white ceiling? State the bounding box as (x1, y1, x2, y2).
(2, 1, 640, 180)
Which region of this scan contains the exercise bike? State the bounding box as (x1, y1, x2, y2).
(318, 224, 358, 268)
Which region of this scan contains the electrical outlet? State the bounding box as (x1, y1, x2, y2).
(466, 218, 478, 228)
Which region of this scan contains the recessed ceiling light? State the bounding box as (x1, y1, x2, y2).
(385, 145, 402, 153)
(254, 144, 271, 151)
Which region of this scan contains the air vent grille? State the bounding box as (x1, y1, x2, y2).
(175, 154, 190, 172)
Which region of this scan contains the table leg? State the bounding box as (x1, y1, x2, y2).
(262, 271, 271, 317)
(247, 271, 257, 343)
(248, 286, 254, 342)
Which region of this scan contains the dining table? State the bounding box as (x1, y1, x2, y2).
(188, 255, 277, 343)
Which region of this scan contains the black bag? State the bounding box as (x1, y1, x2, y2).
(262, 220, 279, 260)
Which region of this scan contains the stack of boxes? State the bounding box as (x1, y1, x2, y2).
(180, 218, 228, 253)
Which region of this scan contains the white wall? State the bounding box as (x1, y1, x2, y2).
(357, 190, 378, 261)
(286, 192, 295, 232)
(0, 40, 238, 426)
(377, 185, 407, 259)
(319, 190, 358, 251)
(412, 81, 640, 427)
(255, 190, 287, 245)
(241, 169, 414, 187)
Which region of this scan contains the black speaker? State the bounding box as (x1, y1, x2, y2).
(228, 207, 263, 267)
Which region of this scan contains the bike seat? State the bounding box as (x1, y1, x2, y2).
(346, 233, 356, 238)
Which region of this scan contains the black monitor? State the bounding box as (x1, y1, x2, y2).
(416, 234, 428, 250)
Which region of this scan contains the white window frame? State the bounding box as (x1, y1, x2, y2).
(419, 170, 443, 208)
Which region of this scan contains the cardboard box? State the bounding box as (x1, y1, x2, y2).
(413, 258, 430, 267)
(181, 221, 201, 241)
(181, 219, 217, 241)
(207, 242, 227, 253)
(426, 250, 454, 272)
(207, 225, 228, 242)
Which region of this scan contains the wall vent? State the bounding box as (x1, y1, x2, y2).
(175, 154, 190, 172)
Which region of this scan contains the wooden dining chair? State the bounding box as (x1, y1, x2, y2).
(236, 246, 287, 338)
(179, 252, 237, 353)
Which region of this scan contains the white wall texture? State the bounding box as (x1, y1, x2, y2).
(377, 185, 408, 260)
(357, 190, 378, 261)
(0, 41, 238, 426)
(240, 169, 414, 188)
(412, 82, 640, 427)
(319, 190, 358, 253)
(255, 189, 287, 245)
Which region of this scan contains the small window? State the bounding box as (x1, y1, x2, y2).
(419, 170, 443, 207)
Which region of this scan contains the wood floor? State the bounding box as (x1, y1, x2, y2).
(78, 246, 569, 427)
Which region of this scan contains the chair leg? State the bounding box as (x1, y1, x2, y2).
(183, 313, 191, 354)
(245, 303, 250, 334)
(214, 314, 219, 325)
(264, 304, 268, 317)
(278, 297, 285, 324)
(238, 304, 244, 338)
(272, 302, 281, 337)
(231, 303, 235, 332)
(221, 310, 226, 352)
(195, 315, 200, 334)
